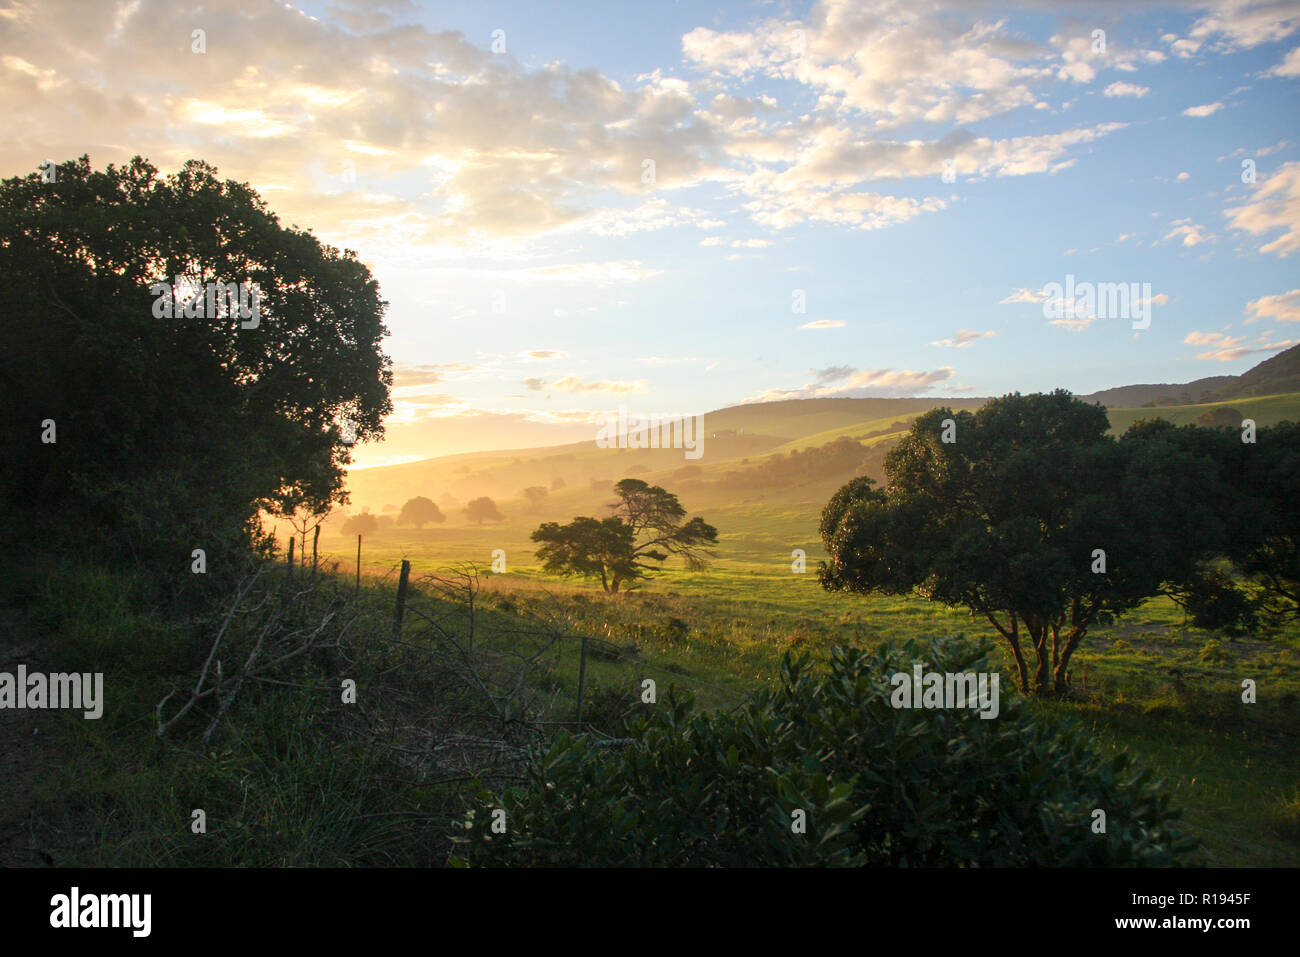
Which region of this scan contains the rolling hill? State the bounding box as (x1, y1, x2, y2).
(341, 346, 1300, 518)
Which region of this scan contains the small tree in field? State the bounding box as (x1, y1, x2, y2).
(398, 495, 445, 529)
(342, 512, 378, 536)
(464, 496, 503, 525)
(521, 486, 548, 512)
(531, 478, 717, 593)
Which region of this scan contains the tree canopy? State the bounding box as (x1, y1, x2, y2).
(818, 392, 1252, 695)
(531, 478, 717, 593)
(398, 496, 445, 529)
(0, 155, 392, 578)
(464, 497, 503, 525)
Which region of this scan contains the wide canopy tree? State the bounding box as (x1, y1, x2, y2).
(818, 392, 1243, 695)
(532, 478, 717, 593)
(0, 155, 392, 577)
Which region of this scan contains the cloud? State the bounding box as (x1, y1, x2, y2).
(1177, 171, 1191, 181)
(392, 364, 443, 388)
(1104, 82, 1149, 98)
(1225, 161, 1300, 256)
(521, 350, 567, 361)
(1167, 1, 1300, 58)
(701, 236, 773, 248)
(1000, 287, 1046, 303)
(1266, 46, 1300, 77)
(800, 319, 846, 329)
(931, 329, 996, 348)
(810, 364, 855, 382)
(546, 376, 649, 395)
(1245, 288, 1300, 323)
(744, 364, 956, 402)
(1183, 102, 1225, 117)
(1183, 329, 1297, 361)
(1163, 218, 1217, 246)
(684, 1, 1155, 128)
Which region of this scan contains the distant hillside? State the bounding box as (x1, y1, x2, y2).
(1214, 343, 1300, 399)
(342, 346, 1300, 517)
(1079, 376, 1236, 409)
(1077, 343, 1300, 408)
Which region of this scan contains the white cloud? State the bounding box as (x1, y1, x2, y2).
(1000, 287, 1046, 303)
(1245, 288, 1300, 323)
(800, 319, 846, 329)
(744, 364, 956, 401)
(1104, 81, 1149, 98)
(1183, 101, 1225, 117)
(931, 329, 996, 348)
(1266, 46, 1300, 76)
(1163, 218, 1217, 246)
(1184, 328, 1297, 361)
(1225, 161, 1300, 256)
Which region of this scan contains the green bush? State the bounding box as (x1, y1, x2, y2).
(454, 638, 1196, 866)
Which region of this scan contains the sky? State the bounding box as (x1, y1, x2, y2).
(3, 0, 1299, 466)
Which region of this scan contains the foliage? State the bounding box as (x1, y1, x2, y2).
(341, 512, 379, 536)
(464, 496, 504, 525)
(531, 479, 717, 593)
(0, 155, 391, 586)
(398, 496, 445, 528)
(455, 638, 1196, 867)
(818, 393, 1247, 695)
(521, 486, 548, 511)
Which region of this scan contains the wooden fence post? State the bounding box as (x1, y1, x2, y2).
(575, 635, 589, 725)
(287, 536, 295, 578)
(393, 559, 411, 638)
(355, 535, 362, 597)
(312, 525, 320, 579)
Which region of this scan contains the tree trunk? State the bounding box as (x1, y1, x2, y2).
(1053, 627, 1086, 694)
(1030, 620, 1051, 695)
(988, 611, 1030, 693)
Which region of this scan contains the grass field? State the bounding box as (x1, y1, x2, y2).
(303, 488, 1300, 867)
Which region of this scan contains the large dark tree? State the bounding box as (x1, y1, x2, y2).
(0, 156, 392, 579)
(1205, 420, 1300, 627)
(818, 392, 1242, 696)
(531, 478, 717, 592)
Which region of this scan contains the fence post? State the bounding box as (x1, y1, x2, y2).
(312, 525, 320, 579)
(575, 635, 589, 725)
(287, 536, 295, 578)
(393, 559, 411, 639)
(356, 535, 362, 597)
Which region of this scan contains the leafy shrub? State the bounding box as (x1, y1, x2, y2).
(455, 638, 1196, 867)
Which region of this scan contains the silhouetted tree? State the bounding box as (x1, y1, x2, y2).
(464, 496, 503, 525)
(398, 495, 445, 528)
(0, 155, 392, 579)
(819, 393, 1246, 696)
